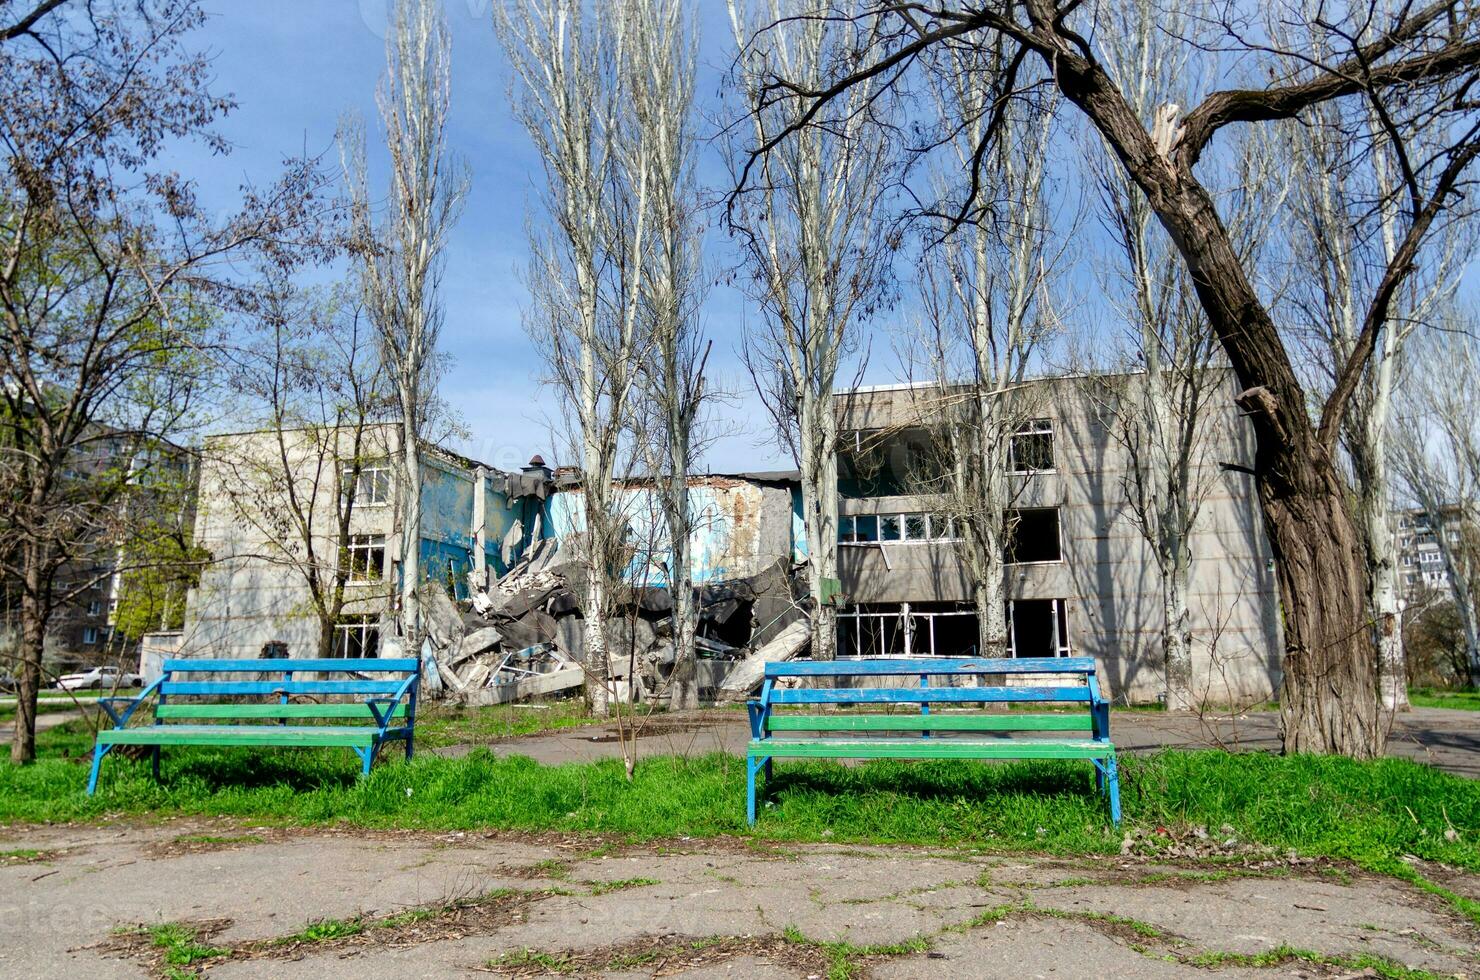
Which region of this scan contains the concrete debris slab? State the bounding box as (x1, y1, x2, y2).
(717, 618, 811, 699)
(431, 536, 806, 706)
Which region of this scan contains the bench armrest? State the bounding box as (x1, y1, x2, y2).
(746, 701, 766, 739)
(365, 673, 419, 733)
(97, 675, 167, 728)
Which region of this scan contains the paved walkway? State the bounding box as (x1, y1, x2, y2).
(441, 706, 1480, 778)
(0, 821, 1475, 978)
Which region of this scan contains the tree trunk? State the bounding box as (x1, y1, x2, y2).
(667, 510, 700, 711)
(399, 416, 422, 656)
(1162, 558, 1195, 711)
(317, 615, 336, 660)
(584, 574, 610, 717)
(799, 395, 839, 660)
(1254, 448, 1383, 757)
(10, 590, 44, 764)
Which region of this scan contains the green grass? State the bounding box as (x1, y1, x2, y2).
(7, 715, 1479, 925)
(141, 922, 227, 967)
(1186, 943, 1440, 979)
(1407, 688, 1480, 711)
(3, 738, 1475, 873)
(412, 699, 591, 749)
(278, 917, 365, 944)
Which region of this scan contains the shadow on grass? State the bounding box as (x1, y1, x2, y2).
(768, 758, 1101, 806)
(161, 748, 368, 794)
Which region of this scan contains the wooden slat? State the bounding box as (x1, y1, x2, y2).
(160, 681, 408, 697)
(767, 686, 1092, 705)
(163, 658, 418, 673)
(96, 725, 397, 748)
(746, 737, 1114, 760)
(156, 703, 407, 721)
(766, 714, 1093, 732)
(765, 657, 1094, 677)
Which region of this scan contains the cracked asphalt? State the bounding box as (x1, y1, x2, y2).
(1, 820, 1475, 978)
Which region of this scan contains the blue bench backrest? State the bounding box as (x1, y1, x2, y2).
(759, 657, 1105, 706)
(158, 658, 420, 698)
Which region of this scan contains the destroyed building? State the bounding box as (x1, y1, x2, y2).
(155, 369, 1283, 706)
(154, 425, 544, 665)
(831, 372, 1283, 704)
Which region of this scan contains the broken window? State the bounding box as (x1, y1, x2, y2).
(836, 602, 978, 657)
(343, 460, 392, 506)
(1009, 418, 1055, 472)
(345, 533, 386, 582)
(1004, 508, 1062, 564)
(333, 614, 379, 658)
(1008, 598, 1071, 657)
(840, 512, 958, 544)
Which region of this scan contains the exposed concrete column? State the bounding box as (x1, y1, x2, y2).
(472, 466, 487, 590)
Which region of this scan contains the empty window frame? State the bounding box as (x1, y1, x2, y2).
(345, 534, 387, 582)
(835, 602, 979, 657)
(333, 614, 380, 658)
(1007, 598, 1071, 657)
(1009, 418, 1055, 472)
(343, 460, 392, 506)
(1004, 508, 1062, 564)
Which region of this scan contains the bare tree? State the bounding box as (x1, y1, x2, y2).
(342, 0, 467, 663)
(497, 0, 650, 715)
(625, 0, 712, 710)
(731, 1, 1480, 757)
(727, 0, 894, 660)
(1086, 0, 1279, 710)
(207, 276, 390, 659)
(0, 1, 328, 762)
(1392, 315, 1480, 688)
(906, 37, 1067, 658)
(1277, 35, 1474, 712)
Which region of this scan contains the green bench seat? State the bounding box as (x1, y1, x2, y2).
(745, 657, 1120, 824)
(86, 657, 420, 794)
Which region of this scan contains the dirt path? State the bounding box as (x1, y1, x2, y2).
(1, 820, 1474, 978)
(438, 706, 1480, 778)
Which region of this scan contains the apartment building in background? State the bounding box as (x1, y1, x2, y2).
(1394, 507, 1467, 597)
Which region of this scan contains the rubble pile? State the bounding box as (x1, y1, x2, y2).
(417, 538, 810, 705)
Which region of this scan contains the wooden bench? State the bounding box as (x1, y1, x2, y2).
(86, 657, 420, 795)
(745, 656, 1120, 825)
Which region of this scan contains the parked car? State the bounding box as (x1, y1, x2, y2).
(55, 666, 142, 691)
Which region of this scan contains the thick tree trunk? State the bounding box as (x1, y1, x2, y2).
(1251, 443, 1384, 757)
(1042, 34, 1388, 756)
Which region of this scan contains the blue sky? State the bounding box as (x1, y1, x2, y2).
(177, 0, 799, 473)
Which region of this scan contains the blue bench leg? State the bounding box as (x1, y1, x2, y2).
(86, 743, 110, 796)
(746, 757, 760, 826)
(1106, 756, 1121, 825)
(1094, 760, 1105, 794)
(763, 758, 772, 782)
(405, 734, 414, 762)
(151, 746, 161, 782)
